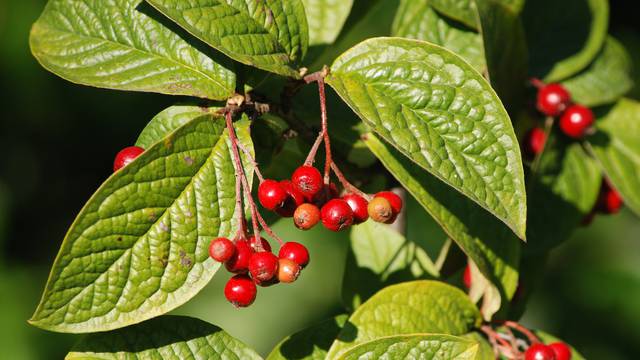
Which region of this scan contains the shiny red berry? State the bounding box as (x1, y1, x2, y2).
(463, 264, 472, 289)
(209, 237, 235, 262)
(293, 203, 321, 230)
(537, 83, 571, 116)
(291, 166, 323, 198)
(278, 242, 310, 268)
(249, 251, 279, 283)
(277, 258, 301, 283)
(251, 236, 272, 252)
(310, 182, 339, 206)
(559, 105, 594, 139)
(224, 274, 257, 307)
(523, 128, 547, 157)
(597, 182, 623, 214)
(276, 180, 306, 217)
(113, 146, 144, 171)
(525, 343, 556, 360)
(368, 197, 394, 223)
(258, 179, 288, 211)
(375, 191, 403, 215)
(225, 239, 253, 273)
(549, 342, 572, 360)
(343, 194, 369, 224)
(320, 199, 354, 231)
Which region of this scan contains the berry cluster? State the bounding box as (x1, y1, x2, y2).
(523, 82, 595, 158)
(525, 342, 572, 360)
(482, 321, 572, 360)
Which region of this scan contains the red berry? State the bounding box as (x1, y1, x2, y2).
(113, 146, 144, 171)
(525, 343, 556, 360)
(279, 242, 310, 268)
(291, 166, 323, 198)
(549, 342, 572, 360)
(598, 182, 623, 214)
(368, 197, 394, 223)
(209, 237, 235, 262)
(276, 180, 306, 217)
(249, 251, 279, 283)
(225, 239, 253, 273)
(258, 179, 288, 211)
(251, 236, 272, 252)
(343, 194, 369, 224)
(375, 191, 403, 215)
(310, 182, 339, 206)
(224, 274, 257, 307)
(294, 203, 321, 230)
(537, 83, 571, 116)
(320, 199, 354, 231)
(559, 105, 594, 139)
(278, 258, 301, 283)
(463, 264, 472, 289)
(523, 128, 547, 157)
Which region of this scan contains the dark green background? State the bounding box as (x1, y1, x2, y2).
(1, 1, 639, 359)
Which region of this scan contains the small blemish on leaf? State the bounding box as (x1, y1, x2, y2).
(116, 236, 122, 242)
(184, 156, 194, 166)
(179, 250, 192, 267)
(159, 222, 169, 232)
(185, 210, 193, 218)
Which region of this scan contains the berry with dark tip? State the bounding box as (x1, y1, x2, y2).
(225, 239, 253, 273)
(320, 199, 354, 231)
(113, 146, 144, 171)
(368, 197, 394, 223)
(537, 83, 571, 116)
(523, 128, 547, 157)
(277, 258, 301, 283)
(249, 251, 279, 283)
(293, 203, 321, 230)
(209, 237, 235, 262)
(559, 105, 594, 139)
(224, 274, 257, 307)
(258, 179, 288, 211)
(525, 343, 556, 360)
(276, 180, 306, 217)
(343, 194, 369, 224)
(549, 342, 572, 360)
(278, 242, 310, 268)
(291, 166, 323, 198)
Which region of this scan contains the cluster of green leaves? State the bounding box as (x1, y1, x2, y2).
(27, 0, 638, 358)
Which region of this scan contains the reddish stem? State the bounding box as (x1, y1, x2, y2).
(317, 79, 332, 184)
(236, 141, 265, 183)
(304, 131, 324, 166)
(530, 77, 545, 89)
(330, 163, 369, 199)
(225, 111, 248, 239)
(502, 321, 542, 344)
(255, 210, 284, 246)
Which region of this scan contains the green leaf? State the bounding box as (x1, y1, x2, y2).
(463, 332, 494, 360)
(30, 0, 235, 100)
(145, 0, 309, 78)
(536, 331, 586, 360)
(429, 0, 477, 29)
(562, 37, 634, 107)
(523, 0, 609, 82)
(326, 280, 482, 359)
(527, 135, 602, 252)
(590, 98, 640, 216)
(328, 37, 527, 239)
(475, 0, 528, 112)
(302, 0, 353, 46)
(266, 315, 348, 360)
(342, 217, 440, 310)
(365, 134, 520, 311)
(66, 315, 261, 359)
(136, 104, 221, 149)
(337, 334, 480, 360)
(392, 0, 485, 73)
(29, 115, 254, 333)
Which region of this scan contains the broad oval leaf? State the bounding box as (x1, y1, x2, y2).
(337, 334, 480, 360)
(365, 134, 520, 318)
(29, 115, 254, 333)
(302, 0, 353, 46)
(136, 104, 221, 148)
(392, 0, 485, 72)
(145, 0, 309, 78)
(524, 0, 609, 82)
(326, 280, 482, 359)
(66, 315, 261, 359)
(429, 0, 477, 29)
(328, 37, 527, 239)
(266, 315, 348, 360)
(30, 0, 236, 100)
(589, 98, 640, 216)
(562, 37, 634, 107)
